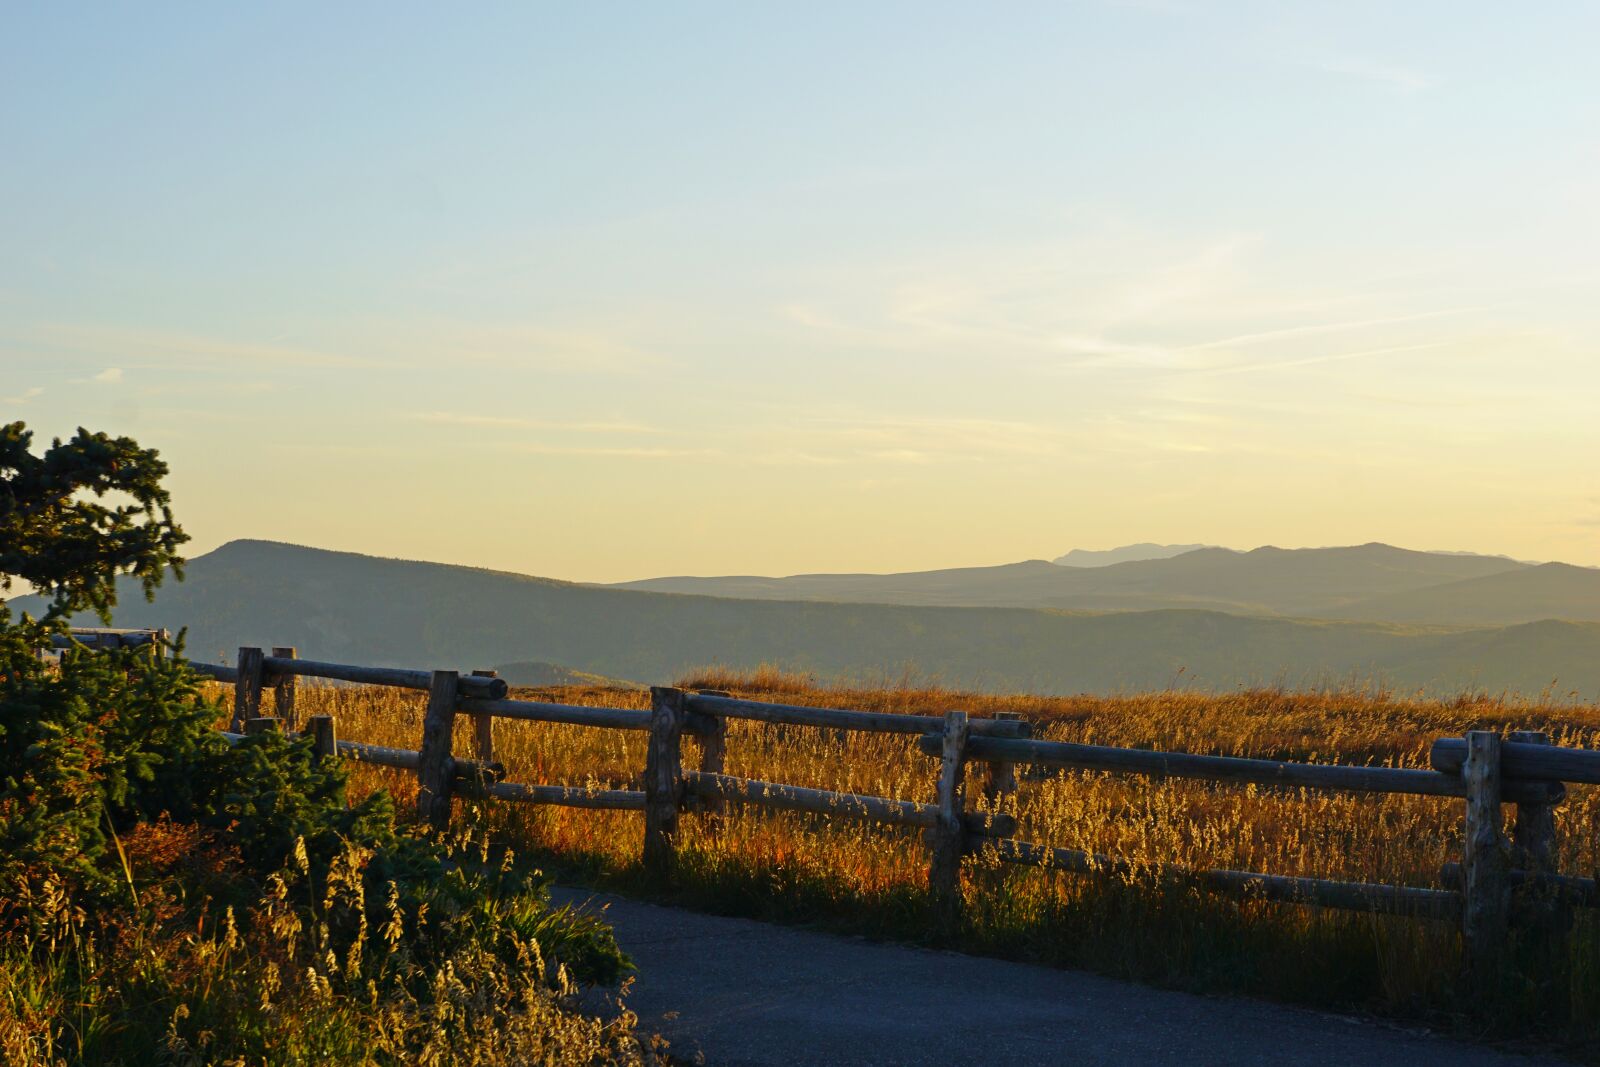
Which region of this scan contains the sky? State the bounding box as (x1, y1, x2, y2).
(3, 2, 1598, 582)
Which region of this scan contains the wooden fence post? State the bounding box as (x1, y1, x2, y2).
(1509, 729, 1565, 978)
(693, 690, 730, 818)
(643, 686, 687, 879)
(416, 670, 460, 833)
(929, 710, 970, 931)
(1462, 729, 1508, 986)
(309, 714, 337, 762)
(982, 711, 1021, 803)
(470, 669, 498, 762)
(232, 647, 264, 732)
(244, 716, 281, 736)
(272, 646, 298, 730)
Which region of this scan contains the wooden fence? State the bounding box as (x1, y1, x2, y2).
(76, 631, 1599, 980)
(43, 627, 168, 657)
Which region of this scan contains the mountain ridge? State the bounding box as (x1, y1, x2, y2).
(611, 541, 1542, 619)
(12, 539, 1600, 700)
(1053, 543, 1212, 567)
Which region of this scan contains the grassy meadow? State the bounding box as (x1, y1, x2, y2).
(288, 672, 1600, 1055)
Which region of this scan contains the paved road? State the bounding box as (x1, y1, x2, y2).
(552, 887, 1564, 1067)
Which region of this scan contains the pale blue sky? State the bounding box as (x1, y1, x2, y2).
(4, 3, 1598, 580)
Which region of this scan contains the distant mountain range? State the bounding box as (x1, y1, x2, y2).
(12, 539, 1600, 700)
(1053, 543, 1212, 567)
(612, 543, 1600, 623)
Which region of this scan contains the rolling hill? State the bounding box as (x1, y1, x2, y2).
(13, 539, 1600, 700)
(1316, 562, 1600, 625)
(612, 543, 1533, 618)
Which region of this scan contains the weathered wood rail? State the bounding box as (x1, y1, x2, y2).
(49, 627, 168, 650)
(83, 631, 1598, 982)
(915, 734, 1566, 805)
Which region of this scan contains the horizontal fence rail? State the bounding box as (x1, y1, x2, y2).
(182, 655, 511, 702)
(458, 697, 652, 731)
(1432, 736, 1600, 786)
(262, 656, 509, 699)
(463, 780, 649, 810)
(50, 628, 165, 650)
(107, 635, 1600, 986)
(686, 692, 1032, 738)
(337, 738, 424, 772)
(187, 660, 241, 684)
(978, 837, 1463, 921)
(683, 770, 1016, 837)
(1439, 862, 1600, 909)
(39, 628, 170, 666)
(923, 734, 1565, 805)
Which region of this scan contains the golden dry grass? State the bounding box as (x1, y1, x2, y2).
(283, 670, 1600, 1048)
(0, 822, 660, 1067)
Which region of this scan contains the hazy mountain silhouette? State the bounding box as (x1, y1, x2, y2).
(1317, 562, 1600, 625)
(1053, 543, 1211, 567)
(12, 539, 1600, 700)
(613, 543, 1532, 618)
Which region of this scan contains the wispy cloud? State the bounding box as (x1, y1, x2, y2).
(1194, 341, 1447, 378)
(743, 449, 851, 467)
(1051, 335, 1179, 367)
(1103, 0, 1193, 11)
(18, 319, 673, 378)
(3, 386, 44, 405)
(512, 444, 716, 459)
(1316, 57, 1437, 93)
(1186, 309, 1472, 351)
(1571, 499, 1600, 529)
(1058, 309, 1474, 372)
(1345, 388, 1497, 410)
(780, 229, 1494, 404)
(780, 233, 1289, 369)
(410, 411, 662, 434)
(26, 323, 382, 370)
(136, 380, 276, 398)
(809, 414, 1071, 458)
(413, 324, 674, 373)
(69, 367, 123, 385)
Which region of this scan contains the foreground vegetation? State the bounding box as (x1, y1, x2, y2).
(0, 421, 655, 1065)
(312, 670, 1600, 1057)
(1, 636, 659, 1066)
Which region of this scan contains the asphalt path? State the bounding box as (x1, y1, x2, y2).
(552, 888, 1565, 1067)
